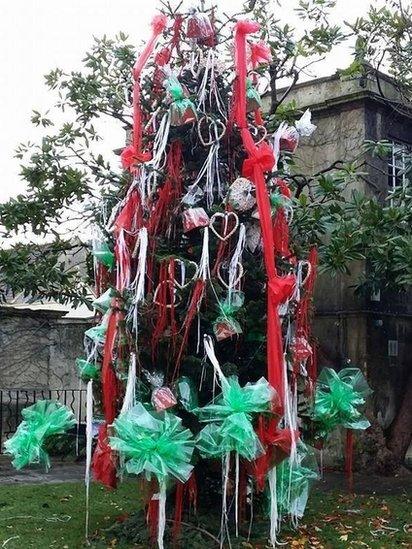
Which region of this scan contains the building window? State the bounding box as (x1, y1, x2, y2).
(387, 140, 411, 192)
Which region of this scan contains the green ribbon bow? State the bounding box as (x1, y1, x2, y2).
(76, 358, 100, 382)
(275, 442, 319, 517)
(110, 403, 195, 484)
(313, 367, 372, 438)
(4, 400, 76, 470)
(195, 376, 275, 461)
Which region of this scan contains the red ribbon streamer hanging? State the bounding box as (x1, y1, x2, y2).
(234, 20, 296, 411)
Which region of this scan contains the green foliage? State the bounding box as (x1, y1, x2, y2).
(346, 1, 412, 104)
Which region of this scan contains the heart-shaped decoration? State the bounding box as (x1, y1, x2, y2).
(298, 260, 312, 287)
(170, 259, 198, 290)
(217, 261, 244, 290)
(197, 115, 226, 147)
(209, 211, 239, 241)
(249, 124, 268, 145)
(153, 280, 182, 309)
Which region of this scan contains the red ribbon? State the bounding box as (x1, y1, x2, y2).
(235, 21, 296, 410)
(92, 306, 122, 487)
(234, 20, 261, 128)
(92, 424, 118, 488)
(124, 14, 168, 170)
(249, 39, 272, 69)
(252, 417, 299, 491)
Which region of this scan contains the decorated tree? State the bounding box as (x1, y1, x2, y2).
(4, 1, 377, 546)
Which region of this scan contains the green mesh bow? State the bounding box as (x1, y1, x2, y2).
(76, 358, 100, 382)
(275, 442, 319, 517)
(195, 376, 275, 460)
(110, 403, 195, 484)
(313, 367, 372, 438)
(165, 75, 197, 126)
(92, 240, 115, 270)
(213, 291, 244, 338)
(4, 400, 76, 470)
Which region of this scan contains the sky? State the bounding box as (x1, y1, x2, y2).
(0, 0, 371, 203)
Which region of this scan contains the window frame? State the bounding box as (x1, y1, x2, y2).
(387, 139, 411, 193)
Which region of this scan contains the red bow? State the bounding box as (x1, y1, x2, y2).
(242, 141, 275, 179)
(268, 275, 296, 306)
(249, 40, 272, 68)
(121, 145, 152, 170)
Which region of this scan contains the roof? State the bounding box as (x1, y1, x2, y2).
(271, 69, 412, 119)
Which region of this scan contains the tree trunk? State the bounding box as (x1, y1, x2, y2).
(387, 370, 412, 466)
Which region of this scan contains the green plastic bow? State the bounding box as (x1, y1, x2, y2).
(4, 400, 76, 470)
(76, 358, 100, 382)
(275, 442, 319, 517)
(109, 403, 195, 484)
(195, 375, 275, 461)
(313, 367, 372, 438)
(92, 240, 115, 270)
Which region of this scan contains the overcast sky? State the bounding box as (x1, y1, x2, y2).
(0, 0, 371, 203)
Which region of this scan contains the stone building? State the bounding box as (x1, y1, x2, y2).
(278, 71, 412, 463)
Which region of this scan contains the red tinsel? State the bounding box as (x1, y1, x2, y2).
(173, 279, 206, 380)
(92, 424, 117, 488)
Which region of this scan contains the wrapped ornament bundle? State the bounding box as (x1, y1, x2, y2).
(7, 5, 371, 548)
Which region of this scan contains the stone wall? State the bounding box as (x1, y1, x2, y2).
(0, 308, 91, 389)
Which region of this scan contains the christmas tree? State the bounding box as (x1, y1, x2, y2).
(5, 2, 372, 547)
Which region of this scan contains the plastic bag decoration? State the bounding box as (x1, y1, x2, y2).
(92, 288, 113, 314)
(275, 441, 319, 518)
(186, 8, 214, 41)
(91, 239, 115, 270)
(4, 400, 76, 470)
(165, 75, 197, 127)
(313, 367, 372, 439)
(213, 290, 244, 342)
(175, 376, 199, 412)
(110, 403, 195, 548)
(246, 78, 263, 112)
(76, 358, 100, 382)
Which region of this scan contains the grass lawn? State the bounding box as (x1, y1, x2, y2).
(0, 481, 410, 548)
